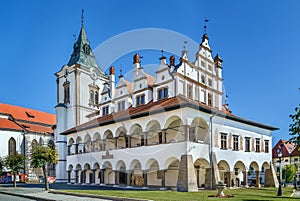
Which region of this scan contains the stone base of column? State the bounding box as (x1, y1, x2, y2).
(176, 154, 198, 192)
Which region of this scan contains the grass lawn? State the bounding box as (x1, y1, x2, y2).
(62, 187, 300, 201)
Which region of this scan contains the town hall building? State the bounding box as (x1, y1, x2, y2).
(54, 19, 278, 191)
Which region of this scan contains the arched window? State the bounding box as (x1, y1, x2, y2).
(90, 90, 94, 104)
(8, 137, 16, 155)
(63, 81, 70, 104)
(32, 139, 38, 150)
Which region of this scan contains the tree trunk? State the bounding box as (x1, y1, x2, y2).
(13, 172, 17, 188)
(42, 166, 49, 191)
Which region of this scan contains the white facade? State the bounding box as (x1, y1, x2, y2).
(55, 23, 278, 190)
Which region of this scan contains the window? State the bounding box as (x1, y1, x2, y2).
(220, 133, 227, 149)
(89, 90, 94, 104)
(245, 137, 250, 152)
(136, 94, 145, 106)
(118, 101, 125, 111)
(208, 93, 213, 106)
(201, 61, 205, 67)
(95, 91, 99, 105)
(158, 87, 168, 100)
(264, 140, 269, 153)
(233, 135, 239, 151)
(195, 87, 199, 101)
(32, 139, 38, 151)
(255, 138, 260, 152)
(208, 79, 212, 87)
(187, 85, 193, 99)
(8, 137, 16, 155)
(63, 81, 70, 104)
(201, 75, 205, 84)
(102, 106, 109, 115)
(208, 65, 213, 71)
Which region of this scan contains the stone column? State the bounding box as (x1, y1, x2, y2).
(256, 171, 261, 187)
(177, 154, 198, 192)
(161, 170, 166, 187)
(225, 171, 232, 188)
(144, 133, 148, 146)
(75, 170, 79, 184)
(243, 171, 248, 187)
(92, 169, 96, 184)
(114, 171, 119, 185)
(183, 125, 190, 141)
(100, 169, 105, 184)
(114, 138, 118, 149)
(127, 170, 132, 186)
(128, 136, 131, 148)
(82, 170, 86, 184)
(67, 171, 71, 183)
(143, 170, 148, 187)
(162, 131, 166, 144)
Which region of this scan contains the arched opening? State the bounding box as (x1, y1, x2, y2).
(31, 139, 38, 151)
(84, 134, 92, 153)
(146, 158, 160, 186)
(164, 116, 184, 143)
(249, 161, 260, 187)
(83, 163, 91, 184)
(67, 164, 73, 183)
(103, 161, 113, 184)
(104, 130, 114, 151)
(233, 161, 247, 187)
(129, 159, 143, 186)
(194, 158, 210, 188)
(75, 136, 83, 154)
(93, 132, 102, 151)
(116, 127, 128, 149)
(68, 138, 74, 155)
(190, 117, 209, 143)
(129, 124, 143, 147)
(164, 157, 180, 187)
(115, 160, 127, 185)
(218, 160, 231, 187)
(146, 120, 163, 145)
(93, 162, 101, 184)
(75, 164, 82, 184)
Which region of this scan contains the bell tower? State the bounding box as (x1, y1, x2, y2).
(54, 11, 108, 182)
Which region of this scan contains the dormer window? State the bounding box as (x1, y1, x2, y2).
(63, 81, 70, 104)
(102, 106, 109, 116)
(158, 87, 168, 100)
(136, 94, 145, 106)
(118, 100, 125, 111)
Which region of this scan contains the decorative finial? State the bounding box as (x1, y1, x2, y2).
(81, 9, 84, 27)
(204, 18, 209, 34)
(119, 64, 123, 78)
(109, 66, 115, 75)
(161, 50, 164, 57)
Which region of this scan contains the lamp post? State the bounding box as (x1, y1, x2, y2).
(294, 158, 298, 189)
(276, 148, 282, 196)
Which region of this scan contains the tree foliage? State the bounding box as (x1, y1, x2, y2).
(31, 145, 58, 190)
(289, 104, 300, 144)
(282, 164, 296, 183)
(5, 154, 25, 188)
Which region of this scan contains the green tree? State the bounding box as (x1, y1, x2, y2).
(289, 104, 300, 144)
(0, 157, 4, 174)
(31, 145, 58, 191)
(5, 154, 25, 188)
(282, 164, 296, 184)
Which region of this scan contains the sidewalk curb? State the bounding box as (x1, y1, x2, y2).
(0, 190, 56, 201)
(50, 190, 152, 201)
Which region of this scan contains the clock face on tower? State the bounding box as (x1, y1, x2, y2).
(83, 44, 91, 55)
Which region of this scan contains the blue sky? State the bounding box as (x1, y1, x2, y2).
(0, 0, 299, 145)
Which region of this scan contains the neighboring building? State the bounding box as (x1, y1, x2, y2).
(0, 103, 56, 181)
(272, 139, 300, 184)
(55, 19, 279, 191)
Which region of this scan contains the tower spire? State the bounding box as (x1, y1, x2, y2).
(81, 9, 84, 27)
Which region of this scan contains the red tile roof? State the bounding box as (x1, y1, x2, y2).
(272, 139, 298, 158)
(0, 103, 55, 134)
(62, 95, 278, 135)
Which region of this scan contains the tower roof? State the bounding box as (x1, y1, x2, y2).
(67, 22, 104, 74)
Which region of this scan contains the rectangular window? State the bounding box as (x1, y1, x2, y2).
(195, 87, 199, 101)
(208, 93, 212, 106)
(102, 106, 109, 115)
(187, 85, 193, 99)
(220, 133, 227, 149)
(245, 137, 250, 152)
(118, 101, 125, 111)
(208, 79, 212, 87)
(233, 135, 239, 151)
(255, 138, 260, 152)
(208, 65, 213, 71)
(201, 61, 205, 67)
(158, 87, 168, 100)
(264, 140, 269, 153)
(136, 94, 145, 106)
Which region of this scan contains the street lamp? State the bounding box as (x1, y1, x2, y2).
(276, 147, 282, 196)
(294, 158, 298, 189)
